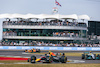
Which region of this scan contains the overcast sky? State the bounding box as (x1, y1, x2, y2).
(0, 0, 100, 40)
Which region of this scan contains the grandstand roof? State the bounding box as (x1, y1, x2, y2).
(0, 13, 90, 20)
(78, 15, 90, 20)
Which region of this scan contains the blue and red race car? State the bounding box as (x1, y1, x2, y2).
(28, 51, 67, 63)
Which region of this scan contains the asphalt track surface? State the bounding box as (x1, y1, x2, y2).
(0, 50, 100, 64)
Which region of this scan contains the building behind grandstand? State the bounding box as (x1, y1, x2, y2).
(88, 21, 100, 44)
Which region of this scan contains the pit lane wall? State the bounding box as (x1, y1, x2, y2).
(0, 46, 100, 51)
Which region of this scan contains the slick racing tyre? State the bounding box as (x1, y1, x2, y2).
(82, 54, 85, 59)
(38, 49, 40, 52)
(97, 54, 100, 60)
(31, 55, 36, 63)
(60, 56, 67, 63)
(94, 54, 96, 60)
(36, 49, 40, 52)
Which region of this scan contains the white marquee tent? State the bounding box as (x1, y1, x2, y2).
(78, 15, 90, 20)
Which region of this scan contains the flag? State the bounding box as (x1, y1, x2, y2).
(52, 7, 58, 13)
(55, 0, 61, 7)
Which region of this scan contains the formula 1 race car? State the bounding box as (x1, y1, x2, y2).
(82, 51, 100, 60)
(24, 48, 40, 53)
(28, 51, 67, 63)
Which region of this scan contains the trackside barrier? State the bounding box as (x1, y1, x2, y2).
(0, 46, 100, 51)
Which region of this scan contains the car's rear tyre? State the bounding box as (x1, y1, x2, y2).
(60, 56, 67, 63)
(38, 49, 40, 52)
(99, 54, 100, 60)
(36, 49, 40, 52)
(94, 54, 96, 60)
(97, 54, 100, 60)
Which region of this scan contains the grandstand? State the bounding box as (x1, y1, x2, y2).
(1, 14, 93, 46)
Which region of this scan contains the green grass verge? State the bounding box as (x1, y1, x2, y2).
(65, 53, 82, 56)
(28, 52, 100, 57)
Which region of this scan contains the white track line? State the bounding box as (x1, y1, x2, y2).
(22, 52, 30, 54)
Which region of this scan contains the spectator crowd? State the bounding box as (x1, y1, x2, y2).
(3, 20, 87, 27)
(0, 41, 100, 47)
(3, 31, 80, 38)
(3, 31, 17, 36)
(53, 32, 79, 37)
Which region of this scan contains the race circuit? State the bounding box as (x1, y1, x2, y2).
(0, 50, 100, 64)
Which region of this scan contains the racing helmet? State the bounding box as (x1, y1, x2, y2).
(63, 53, 65, 56)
